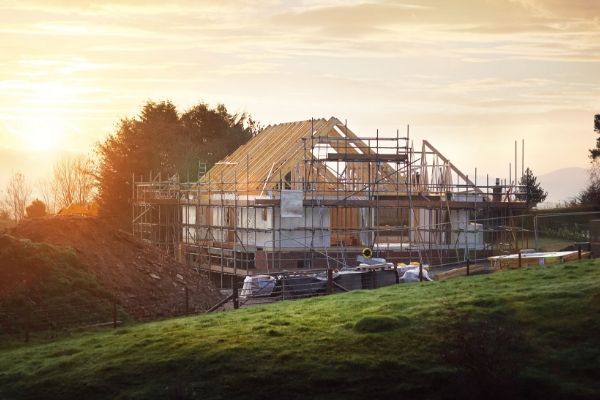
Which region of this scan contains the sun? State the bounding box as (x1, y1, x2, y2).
(16, 81, 75, 151)
(22, 115, 67, 151)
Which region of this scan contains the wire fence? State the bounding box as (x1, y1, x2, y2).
(2, 212, 597, 343)
(2, 243, 592, 343)
(0, 286, 214, 342)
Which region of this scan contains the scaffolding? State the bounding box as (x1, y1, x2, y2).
(133, 117, 530, 285)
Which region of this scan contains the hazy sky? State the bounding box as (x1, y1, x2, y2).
(0, 0, 599, 193)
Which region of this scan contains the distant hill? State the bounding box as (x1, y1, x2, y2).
(538, 167, 588, 204)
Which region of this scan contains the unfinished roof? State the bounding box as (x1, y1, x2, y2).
(200, 116, 487, 198)
(202, 116, 395, 194)
(203, 117, 327, 190)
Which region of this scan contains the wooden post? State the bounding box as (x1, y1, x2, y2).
(394, 264, 399, 284)
(327, 269, 333, 294)
(518, 252, 522, 268)
(233, 281, 239, 309)
(282, 276, 286, 300)
(185, 286, 189, 314)
(372, 270, 378, 289)
(577, 243, 582, 260)
(466, 258, 470, 276)
(113, 301, 117, 329)
(419, 262, 423, 282)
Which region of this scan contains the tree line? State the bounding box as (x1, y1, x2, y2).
(0, 155, 96, 221)
(2, 104, 596, 227)
(0, 100, 257, 227)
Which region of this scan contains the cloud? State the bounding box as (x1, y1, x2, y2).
(0, 0, 598, 180)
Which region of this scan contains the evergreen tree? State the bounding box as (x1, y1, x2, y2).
(590, 114, 600, 160)
(96, 100, 257, 228)
(516, 168, 547, 205)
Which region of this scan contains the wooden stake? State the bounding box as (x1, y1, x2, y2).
(233, 281, 239, 310)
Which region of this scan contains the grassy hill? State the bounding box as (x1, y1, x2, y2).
(1, 260, 599, 400)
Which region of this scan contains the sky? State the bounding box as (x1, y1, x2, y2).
(0, 0, 599, 200)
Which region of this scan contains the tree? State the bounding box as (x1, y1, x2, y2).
(579, 114, 600, 205)
(96, 100, 257, 227)
(590, 114, 600, 160)
(26, 199, 47, 218)
(52, 154, 97, 210)
(0, 197, 10, 222)
(578, 160, 600, 205)
(0, 208, 9, 221)
(3, 172, 32, 222)
(516, 167, 547, 205)
(38, 178, 58, 214)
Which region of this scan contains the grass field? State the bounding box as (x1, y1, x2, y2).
(1, 259, 599, 400)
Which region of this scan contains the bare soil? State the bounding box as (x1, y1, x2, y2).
(8, 216, 222, 319)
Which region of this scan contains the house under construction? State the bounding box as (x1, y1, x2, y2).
(133, 117, 530, 282)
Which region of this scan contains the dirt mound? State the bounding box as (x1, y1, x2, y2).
(9, 216, 222, 319)
(0, 235, 116, 332)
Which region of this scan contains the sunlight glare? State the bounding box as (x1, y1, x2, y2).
(15, 81, 76, 151)
(22, 115, 66, 150)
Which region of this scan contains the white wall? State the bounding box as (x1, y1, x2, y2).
(183, 203, 331, 250)
(274, 207, 331, 249)
(450, 210, 484, 250)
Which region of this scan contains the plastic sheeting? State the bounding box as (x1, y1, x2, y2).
(400, 267, 433, 282)
(271, 276, 327, 297)
(240, 275, 276, 298)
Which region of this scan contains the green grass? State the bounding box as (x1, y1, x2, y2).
(1, 260, 600, 400)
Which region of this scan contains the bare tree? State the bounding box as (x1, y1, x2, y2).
(38, 178, 58, 214)
(3, 172, 32, 222)
(52, 155, 97, 210)
(0, 189, 10, 221)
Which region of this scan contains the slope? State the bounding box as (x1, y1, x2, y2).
(0, 259, 599, 400)
(6, 216, 222, 321)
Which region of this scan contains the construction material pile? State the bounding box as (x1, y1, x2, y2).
(7, 216, 222, 321)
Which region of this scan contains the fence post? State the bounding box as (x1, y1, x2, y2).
(533, 215, 539, 251)
(327, 269, 333, 294)
(368, 270, 377, 288)
(113, 301, 117, 329)
(419, 262, 423, 282)
(282, 276, 286, 301)
(233, 281, 239, 309)
(518, 252, 522, 268)
(185, 286, 189, 314)
(466, 258, 470, 276)
(394, 264, 399, 284)
(578, 244, 582, 260)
